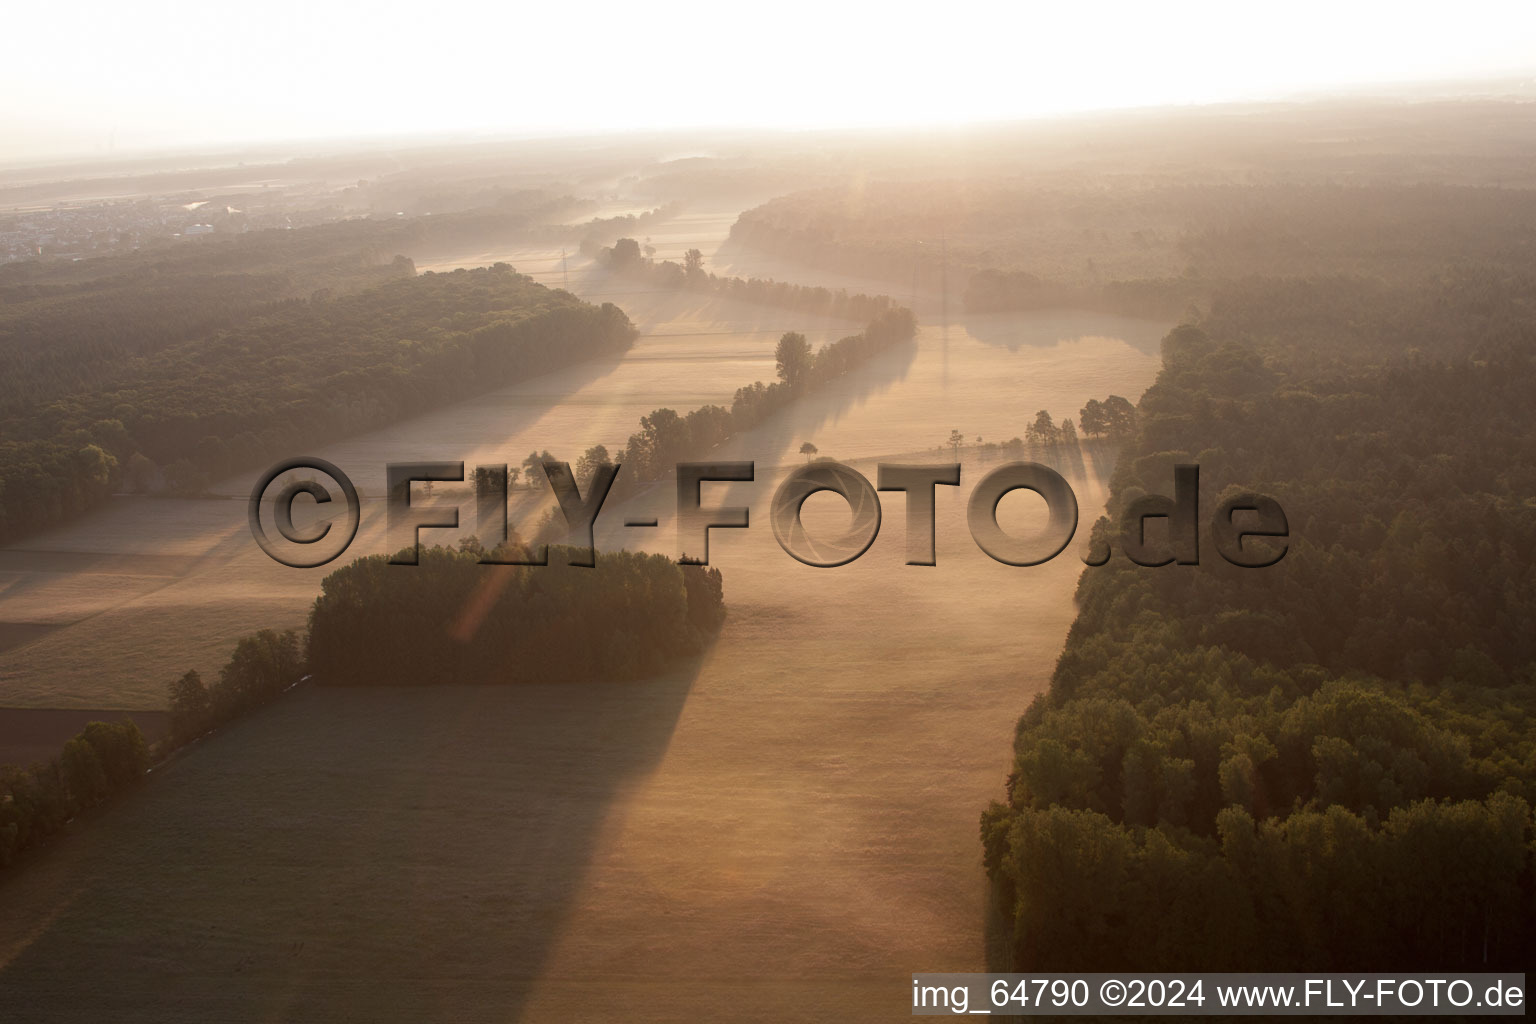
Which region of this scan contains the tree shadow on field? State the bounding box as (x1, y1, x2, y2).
(0, 660, 703, 1024)
(983, 898, 1027, 1024)
(590, 333, 919, 551)
(689, 332, 919, 485)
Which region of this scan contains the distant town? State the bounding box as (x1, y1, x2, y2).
(0, 184, 354, 262)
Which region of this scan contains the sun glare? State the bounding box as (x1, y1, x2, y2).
(2, 0, 1534, 161)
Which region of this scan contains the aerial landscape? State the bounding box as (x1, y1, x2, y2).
(1, 3, 1534, 1020)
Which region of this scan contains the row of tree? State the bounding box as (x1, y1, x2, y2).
(567, 205, 683, 253)
(941, 397, 1136, 461)
(2, 537, 726, 871)
(166, 631, 305, 744)
(529, 253, 916, 491)
(596, 237, 901, 323)
(306, 544, 726, 686)
(615, 309, 917, 484)
(0, 626, 302, 870)
(0, 719, 150, 868)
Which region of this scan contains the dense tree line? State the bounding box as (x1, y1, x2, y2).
(3, 536, 724, 870)
(965, 268, 1206, 319)
(564, 204, 683, 252)
(0, 627, 300, 870)
(928, 396, 1135, 470)
(981, 293, 1536, 969)
(0, 193, 605, 428)
(615, 309, 917, 483)
(595, 237, 901, 323)
(550, 241, 917, 488)
(0, 720, 149, 867)
(166, 630, 305, 744)
(1076, 396, 1137, 440)
(0, 220, 417, 418)
(306, 545, 726, 686)
(708, 273, 899, 323)
(0, 263, 635, 543)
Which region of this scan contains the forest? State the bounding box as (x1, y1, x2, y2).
(729, 181, 1536, 319)
(0, 255, 635, 543)
(0, 218, 416, 417)
(306, 544, 726, 686)
(981, 269, 1536, 969)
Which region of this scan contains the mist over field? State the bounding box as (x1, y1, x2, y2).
(2, 19, 1536, 1017)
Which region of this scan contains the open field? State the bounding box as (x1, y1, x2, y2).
(0, 233, 1161, 712)
(0, 218, 1164, 1017)
(4, 26, 1536, 1011)
(7, 0, 1536, 1007)
(0, 283, 862, 710)
(0, 465, 1107, 1019)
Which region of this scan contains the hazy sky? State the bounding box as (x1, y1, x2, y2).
(4, 0, 1534, 163)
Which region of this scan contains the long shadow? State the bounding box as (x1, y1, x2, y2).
(585, 333, 920, 554)
(589, 336, 921, 561)
(1082, 438, 1121, 492)
(0, 658, 702, 1023)
(202, 338, 635, 501)
(719, 334, 921, 466)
